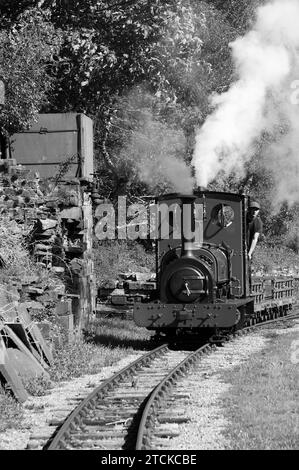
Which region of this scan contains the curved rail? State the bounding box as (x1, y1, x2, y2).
(47, 343, 169, 449)
(135, 309, 299, 449)
(46, 309, 299, 450)
(135, 342, 215, 449)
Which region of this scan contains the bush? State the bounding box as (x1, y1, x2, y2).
(0, 216, 33, 281)
(0, 215, 59, 290)
(0, 385, 24, 432)
(49, 336, 123, 382)
(22, 375, 53, 397)
(94, 239, 155, 283)
(253, 241, 299, 276)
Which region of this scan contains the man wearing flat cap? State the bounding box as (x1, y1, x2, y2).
(247, 200, 263, 260)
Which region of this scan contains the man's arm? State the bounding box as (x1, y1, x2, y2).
(248, 232, 260, 259)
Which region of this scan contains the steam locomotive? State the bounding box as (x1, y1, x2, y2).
(133, 189, 294, 339)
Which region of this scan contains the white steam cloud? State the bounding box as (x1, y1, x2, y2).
(193, 0, 299, 207)
(122, 110, 194, 193)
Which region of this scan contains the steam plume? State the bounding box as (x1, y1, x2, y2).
(122, 109, 194, 193)
(192, 0, 299, 206)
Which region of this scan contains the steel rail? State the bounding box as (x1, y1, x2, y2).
(47, 342, 169, 450)
(135, 309, 299, 449)
(47, 309, 299, 450)
(135, 342, 215, 450)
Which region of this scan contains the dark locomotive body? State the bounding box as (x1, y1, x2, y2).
(133, 189, 294, 336)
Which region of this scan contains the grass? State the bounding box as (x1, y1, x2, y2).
(48, 317, 151, 384)
(13, 317, 151, 395)
(87, 317, 152, 349)
(49, 336, 125, 382)
(221, 329, 299, 449)
(21, 375, 53, 397)
(0, 215, 59, 289)
(94, 239, 155, 283)
(0, 385, 24, 432)
(0, 317, 151, 434)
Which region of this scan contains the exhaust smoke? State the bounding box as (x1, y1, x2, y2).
(192, 0, 299, 207)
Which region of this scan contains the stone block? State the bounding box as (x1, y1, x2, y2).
(34, 321, 51, 341)
(59, 206, 82, 220)
(98, 279, 119, 290)
(125, 280, 156, 291)
(0, 285, 19, 322)
(0, 333, 28, 402)
(1, 324, 49, 379)
(55, 314, 74, 343)
(54, 300, 72, 316)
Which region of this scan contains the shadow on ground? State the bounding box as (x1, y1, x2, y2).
(85, 331, 154, 351)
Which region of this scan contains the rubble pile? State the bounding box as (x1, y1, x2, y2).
(0, 159, 94, 401)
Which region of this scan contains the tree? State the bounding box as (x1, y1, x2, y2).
(0, 8, 61, 137)
(205, 0, 266, 32)
(0, 0, 39, 26)
(0, 1, 245, 200)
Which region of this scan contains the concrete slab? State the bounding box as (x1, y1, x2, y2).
(1, 324, 49, 379)
(0, 333, 28, 402)
(6, 323, 50, 369)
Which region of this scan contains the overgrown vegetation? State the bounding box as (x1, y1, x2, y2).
(86, 317, 152, 349)
(0, 216, 36, 283)
(21, 375, 53, 397)
(0, 215, 59, 288)
(49, 335, 128, 383)
(254, 242, 299, 276)
(0, 316, 151, 434)
(0, 0, 298, 254)
(0, 0, 298, 441)
(221, 329, 299, 449)
(0, 385, 24, 432)
(0, 7, 60, 137)
(94, 240, 155, 283)
(21, 318, 150, 393)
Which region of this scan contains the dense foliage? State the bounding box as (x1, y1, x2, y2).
(0, 8, 60, 136)
(0, 0, 298, 252)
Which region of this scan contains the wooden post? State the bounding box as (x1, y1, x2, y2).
(0, 80, 4, 105)
(79, 190, 96, 329)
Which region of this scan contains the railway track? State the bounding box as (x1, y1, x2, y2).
(46, 343, 197, 450)
(44, 309, 298, 451)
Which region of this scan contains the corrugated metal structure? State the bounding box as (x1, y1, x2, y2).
(10, 113, 94, 180)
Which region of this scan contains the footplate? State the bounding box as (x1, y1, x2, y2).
(133, 301, 248, 328)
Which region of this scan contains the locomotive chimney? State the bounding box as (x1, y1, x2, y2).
(180, 196, 197, 257)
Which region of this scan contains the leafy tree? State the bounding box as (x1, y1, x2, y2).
(0, 0, 236, 198)
(37, 0, 168, 113)
(0, 0, 297, 258)
(0, 0, 39, 26)
(0, 8, 61, 137)
(206, 0, 266, 32)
